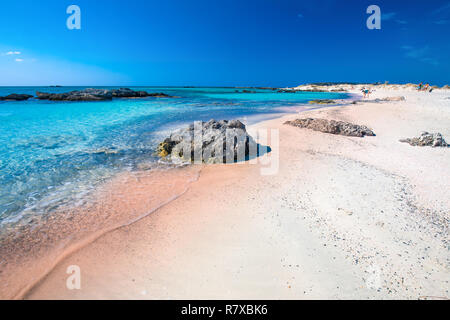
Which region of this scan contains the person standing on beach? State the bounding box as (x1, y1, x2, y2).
(361, 87, 371, 98)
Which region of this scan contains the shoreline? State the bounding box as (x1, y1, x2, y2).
(1, 89, 354, 299)
(1, 166, 203, 300)
(2, 86, 449, 299)
(1, 98, 326, 300)
(1, 94, 355, 300)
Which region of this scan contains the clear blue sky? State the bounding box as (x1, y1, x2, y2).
(0, 0, 449, 86)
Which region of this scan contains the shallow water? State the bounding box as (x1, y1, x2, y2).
(0, 87, 348, 227)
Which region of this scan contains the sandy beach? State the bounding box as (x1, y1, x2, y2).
(13, 85, 446, 300)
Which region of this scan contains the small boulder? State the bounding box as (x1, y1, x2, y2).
(0, 94, 33, 101)
(308, 99, 336, 104)
(157, 119, 258, 163)
(380, 96, 405, 102)
(285, 118, 375, 137)
(400, 132, 448, 147)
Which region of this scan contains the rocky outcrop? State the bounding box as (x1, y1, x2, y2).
(36, 89, 113, 101)
(400, 132, 448, 147)
(277, 89, 297, 93)
(157, 119, 258, 163)
(111, 88, 149, 98)
(36, 88, 173, 101)
(308, 99, 336, 104)
(0, 94, 33, 101)
(111, 88, 171, 98)
(285, 118, 375, 137)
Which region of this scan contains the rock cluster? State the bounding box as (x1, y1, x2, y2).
(36, 88, 113, 101)
(35, 88, 172, 101)
(157, 119, 258, 163)
(285, 118, 375, 137)
(111, 88, 171, 98)
(400, 132, 448, 147)
(0, 94, 33, 101)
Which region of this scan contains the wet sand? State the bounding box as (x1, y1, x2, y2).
(0, 166, 201, 299)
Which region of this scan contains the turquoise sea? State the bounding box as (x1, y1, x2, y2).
(0, 87, 349, 227)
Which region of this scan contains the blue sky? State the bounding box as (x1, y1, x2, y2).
(0, 0, 449, 86)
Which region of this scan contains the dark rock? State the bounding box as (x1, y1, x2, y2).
(0, 94, 33, 101)
(256, 87, 276, 90)
(285, 118, 375, 137)
(111, 88, 171, 98)
(331, 89, 347, 92)
(111, 88, 147, 98)
(308, 99, 336, 105)
(147, 92, 172, 98)
(36, 88, 113, 101)
(35, 88, 174, 101)
(157, 119, 258, 163)
(400, 132, 448, 147)
(277, 89, 297, 93)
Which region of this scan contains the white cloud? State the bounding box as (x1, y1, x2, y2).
(6, 51, 21, 55)
(420, 57, 439, 66)
(405, 46, 430, 59)
(432, 3, 450, 15)
(15, 58, 24, 62)
(401, 45, 439, 66)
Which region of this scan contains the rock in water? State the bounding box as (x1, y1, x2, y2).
(308, 99, 336, 104)
(0, 94, 33, 101)
(157, 119, 258, 163)
(285, 118, 375, 137)
(111, 88, 148, 98)
(110, 88, 171, 98)
(36, 89, 113, 101)
(35, 88, 174, 101)
(400, 132, 448, 147)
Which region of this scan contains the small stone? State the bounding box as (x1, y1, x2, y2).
(400, 132, 448, 147)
